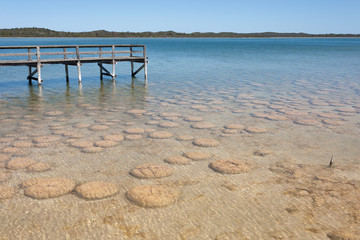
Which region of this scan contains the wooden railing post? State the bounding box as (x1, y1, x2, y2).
(112, 45, 115, 79)
(36, 46, 42, 85)
(99, 47, 103, 80)
(28, 48, 32, 84)
(143, 45, 147, 83)
(63, 48, 69, 82)
(28, 48, 32, 61)
(63, 48, 67, 59)
(130, 46, 134, 76)
(76, 46, 81, 82)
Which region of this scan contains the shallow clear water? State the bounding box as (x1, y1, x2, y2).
(0, 38, 360, 239)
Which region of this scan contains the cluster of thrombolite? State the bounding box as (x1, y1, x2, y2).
(0, 163, 180, 208)
(69, 132, 127, 153)
(0, 108, 257, 208)
(0, 134, 62, 153)
(124, 149, 256, 208)
(0, 151, 52, 173)
(0, 153, 53, 200)
(244, 97, 357, 128)
(126, 163, 179, 208)
(0, 177, 118, 201)
(6, 157, 51, 172)
(125, 109, 272, 143)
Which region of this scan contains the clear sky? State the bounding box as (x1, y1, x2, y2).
(1, 0, 359, 34)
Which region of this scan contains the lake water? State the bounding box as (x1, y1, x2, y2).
(0, 38, 360, 239)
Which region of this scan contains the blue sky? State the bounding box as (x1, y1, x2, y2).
(1, 0, 359, 33)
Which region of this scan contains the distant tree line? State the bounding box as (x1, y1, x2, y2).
(0, 28, 359, 38)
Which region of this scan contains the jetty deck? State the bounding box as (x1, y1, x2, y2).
(0, 44, 148, 85)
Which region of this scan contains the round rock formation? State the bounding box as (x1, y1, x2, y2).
(176, 135, 194, 141)
(75, 181, 118, 200)
(183, 152, 213, 161)
(126, 109, 146, 115)
(125, 135, 143, 141)
(158, 122, 180, 128)
(124, 128, 145, 134)
(164, 156, 190, 165)
(23, 177, 76, 199)
(193, 138, 219, 147)
(210, 159, 253, 174)
(294, 119, 319, 126)
(130, 163, 173, 179)
(148, 131, 173, 139)
(94, 140, 119, 148)
(126, 185, 179, 208)
(27, 162, 52, 172)
(183, 116, 204, 122)
(224, 124, 244, 130)
(89, 125, 109, 131)
(245, 127, 268, 133)
(191, 122, 216, 129)
(6, 158, 36, 170)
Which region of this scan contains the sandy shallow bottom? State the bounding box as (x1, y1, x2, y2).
(0, 79, 360, 240)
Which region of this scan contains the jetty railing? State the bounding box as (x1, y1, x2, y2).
(0, 44, 148, 85)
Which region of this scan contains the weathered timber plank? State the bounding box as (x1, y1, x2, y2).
(0, 57, 146, 66)
(0, 52, 37, 57)
(0, 44, 144, 49)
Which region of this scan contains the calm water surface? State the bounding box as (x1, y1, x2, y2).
(0, 38, 360, 239)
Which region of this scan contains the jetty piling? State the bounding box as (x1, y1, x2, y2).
(0, 44, 148, 85)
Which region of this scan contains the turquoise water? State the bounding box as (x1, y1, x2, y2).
(1, 38, 360, 97)
(0, 38, 360, 239)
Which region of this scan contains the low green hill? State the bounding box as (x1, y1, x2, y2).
(0, 28, 359, 38)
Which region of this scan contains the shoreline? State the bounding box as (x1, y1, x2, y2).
(0, 36, 359, 239)
(1, 36, 360, 39)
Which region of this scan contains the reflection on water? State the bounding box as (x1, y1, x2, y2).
(0, 38, 360, 239)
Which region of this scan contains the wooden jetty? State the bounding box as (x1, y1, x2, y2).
(0, 44, 148, 85)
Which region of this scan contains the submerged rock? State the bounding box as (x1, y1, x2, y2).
(130, 163, 173, 179)
(164, 156, 190, 165)
(191, 122, 216, 129)
(183, 152, 213, 161)
(6, 158, 36, 170)
(148, 131, 173, 139)
(126, 185, 179, 208)
(22, 177, 76, 199)
(193, 138, 219, 147)
(27, 162, 52, 172)
(75, 181, 118, 200)
(210, 159, 253, 174)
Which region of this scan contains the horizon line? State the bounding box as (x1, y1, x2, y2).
(1, 27, 359, 35)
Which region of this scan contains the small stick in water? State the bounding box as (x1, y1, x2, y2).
(329, 156, 333, 167)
